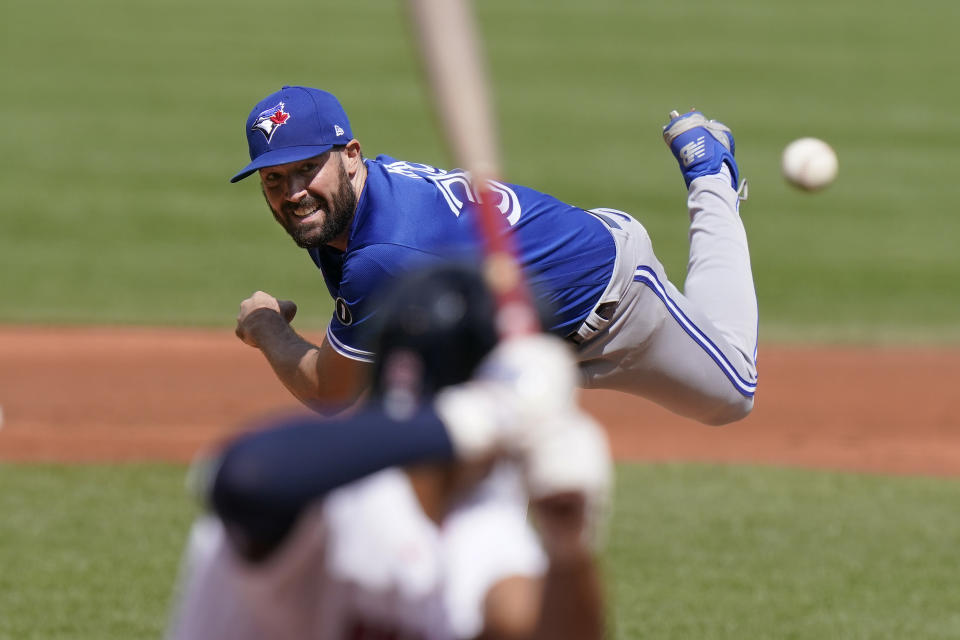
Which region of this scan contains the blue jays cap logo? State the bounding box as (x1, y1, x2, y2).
(251, 102, 291, 143)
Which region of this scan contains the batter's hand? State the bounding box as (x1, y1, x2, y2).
(524, 409, 612, 551)
(235, 291, 298, 348)
(433, 334, 579, 460)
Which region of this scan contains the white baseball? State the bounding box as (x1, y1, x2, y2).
(781, 137, 838, 191)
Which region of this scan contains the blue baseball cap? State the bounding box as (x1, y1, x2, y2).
(230, 86, 353, 183)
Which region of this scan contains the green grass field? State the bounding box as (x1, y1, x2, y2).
(1, 464, 958, 639)
(1, 0, 958, 638)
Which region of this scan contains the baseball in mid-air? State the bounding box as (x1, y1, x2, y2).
(781, 137, 838, 191)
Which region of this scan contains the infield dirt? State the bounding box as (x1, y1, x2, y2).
(0, 326, 956, 476)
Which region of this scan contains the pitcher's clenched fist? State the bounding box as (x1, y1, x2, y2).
(235, 291, 297, 348)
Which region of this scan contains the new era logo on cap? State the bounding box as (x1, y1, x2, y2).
(231, 86, 354, 183)
(251, 103, 291, 143)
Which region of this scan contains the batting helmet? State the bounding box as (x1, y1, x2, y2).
(370, 263, 501, 399)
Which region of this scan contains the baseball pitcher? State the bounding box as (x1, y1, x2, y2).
(232, 86, 757, 425)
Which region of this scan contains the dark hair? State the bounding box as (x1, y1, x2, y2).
(331, 144, 364, 162)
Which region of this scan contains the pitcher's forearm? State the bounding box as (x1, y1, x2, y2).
(260, 339, 326, 410)
(243, 311, 321, 402)
(239, 309, 360, 412)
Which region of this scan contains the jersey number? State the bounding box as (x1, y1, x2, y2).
(385, 161, 522, 226)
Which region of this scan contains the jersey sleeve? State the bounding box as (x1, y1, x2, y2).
(323, 249, 393, 362)
(325, 244, 454, 362)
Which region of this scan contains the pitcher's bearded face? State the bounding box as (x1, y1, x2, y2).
(260, 152, 357, 249)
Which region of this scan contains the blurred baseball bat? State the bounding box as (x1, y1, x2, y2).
(406, 0, 539, 338)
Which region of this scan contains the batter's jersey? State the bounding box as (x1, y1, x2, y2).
(310, 156, 617, 361)
(169, 465, 545, 640)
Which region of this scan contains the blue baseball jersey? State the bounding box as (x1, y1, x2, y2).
(310, 156, 617, 362)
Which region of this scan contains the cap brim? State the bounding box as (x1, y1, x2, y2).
(229, 144, 336, 183)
